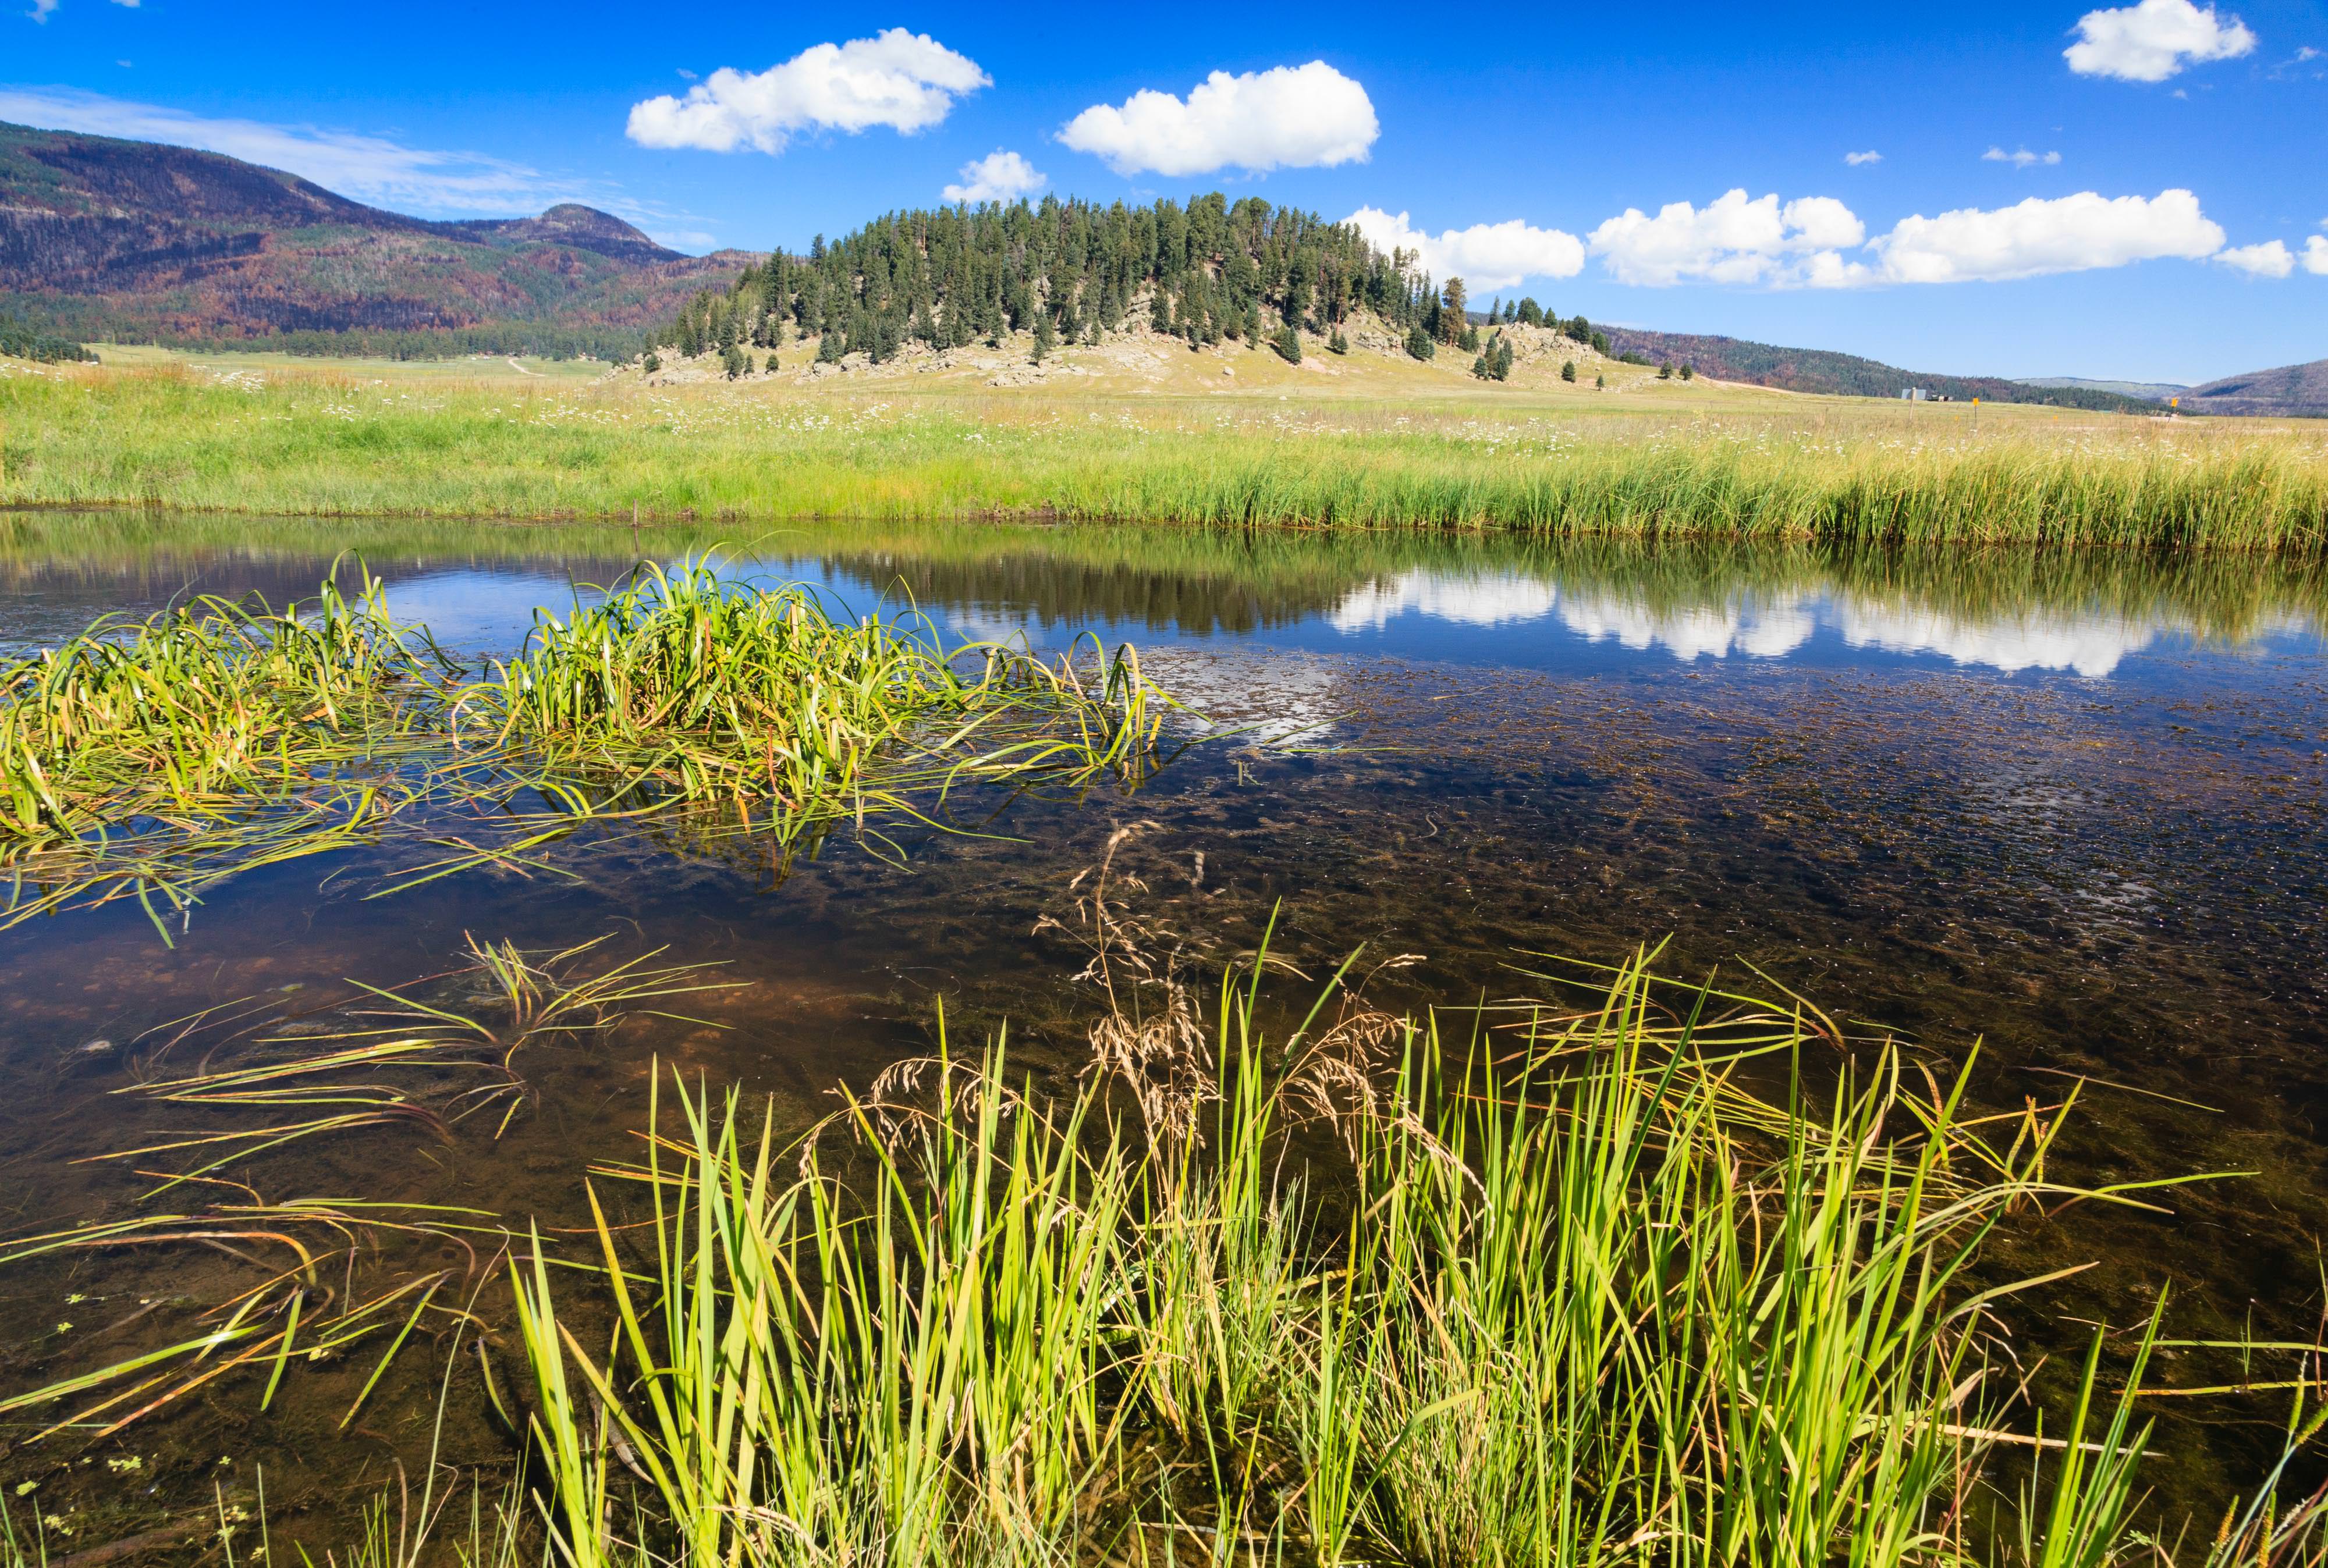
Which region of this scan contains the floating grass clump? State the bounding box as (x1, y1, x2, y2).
(472, 560, 1163, 834)
(0, 560, 1170, 936)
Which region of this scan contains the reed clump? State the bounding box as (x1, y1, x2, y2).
(502, 934, 2322, 1566)
(0, 562, 1170, 936)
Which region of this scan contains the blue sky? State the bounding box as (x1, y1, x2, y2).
(5, 0, 2324, 382)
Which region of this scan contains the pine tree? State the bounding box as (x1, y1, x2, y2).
(1561, 360, 1577, 383)
(1658, 362, 1673, 379)
(1274, 322, 1302, 364)
(1458, 324, 1480, 353)
(1680, 363, 1694, 381)
(1493, 338, 1514, 380)
(642, 351, 661, 374)
(722, 343, 748, 379)
(1591, 332, 1609, 355)
(1518, 298, 1543, 325)
(1440, 278, 1468, 343)
(1594, 373, 1605, 389)
(1404, 323, 1436, 361)
(817, 330, 843, 365)
(1471, 352, 1490, 379)
(1033, 311, 1056, 363)
(765, 352, 780, 373)
(1329, 328, 1348, 354)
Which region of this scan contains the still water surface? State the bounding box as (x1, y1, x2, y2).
(2, 513, 2324, 1545)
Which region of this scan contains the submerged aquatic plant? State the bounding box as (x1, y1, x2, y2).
(0, 560, 1174, 939)
(0, 1197, 499, 1443)
(0, 933, 729, 1449)
(100, 931, 734, 1185)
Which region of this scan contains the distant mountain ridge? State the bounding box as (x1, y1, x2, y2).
(1591, 328, 2156, 414)
(2180, 358, 2328, 419)
(2012, 367, 2328, 418)
(2015, 375, 2191, 402)
(0, 120, 751, 353)
(1, 118, 2319, 408)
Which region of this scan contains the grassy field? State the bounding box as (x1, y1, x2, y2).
(3, 334, 2325, 548)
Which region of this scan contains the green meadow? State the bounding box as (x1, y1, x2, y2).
(3, 355, 2323, 549)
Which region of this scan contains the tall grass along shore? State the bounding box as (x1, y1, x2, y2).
(3, 362, 2324, 550)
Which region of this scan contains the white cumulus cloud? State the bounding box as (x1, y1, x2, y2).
(1342, 208, 1584, 289)
(2066, 0, 2258, 81)
(1869, 189, 2226, 282)
(627, 30, 989, 154)
(2305, 234, 2328, 275)
(2216, 240, 2295, 277)
(1586, 190, 1868, 287)
(1983, 146, 2063, 168)
(942, 149, 1045, 204)
(1057, 61, 1376, 177)
(1844, 150, 1883, 166)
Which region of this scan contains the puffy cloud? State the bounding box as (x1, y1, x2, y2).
(1327, 571, 1559, 633)
(0, 87, 609, 217)
(2065, 0, 2257, 81)
(1342, 208, 1584, 289)
(627, 30, 988, 154)
(1869, 189, 2226, 282)
(2305, 234, 2328, 275)
(1586, 189, 1867, 287)
(942, 149, 1045, 204)
(1844, 150, 1883, 166)
(1057, 61, 1376, 177)
(2216, 240, 2294, 277)
(1983, 146, 2063, 167)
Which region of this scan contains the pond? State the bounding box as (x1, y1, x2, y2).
(2, 510, 2325, 1549)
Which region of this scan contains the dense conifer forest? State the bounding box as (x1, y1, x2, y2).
(0, 316, 93, 363)
(651, 193, 1508, 366)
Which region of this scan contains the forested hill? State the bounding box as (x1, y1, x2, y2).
(656, 195, 2150, 413)
(2182, 357, 2328, 418)
(0, 120, 748, 356)
(658, 194, 1464, 364)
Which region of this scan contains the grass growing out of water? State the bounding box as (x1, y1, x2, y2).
(501, 911, 2302, 1567)
(0, 560, 1169, 936)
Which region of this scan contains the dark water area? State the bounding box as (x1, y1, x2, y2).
(2, 510, 2326, 1551)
